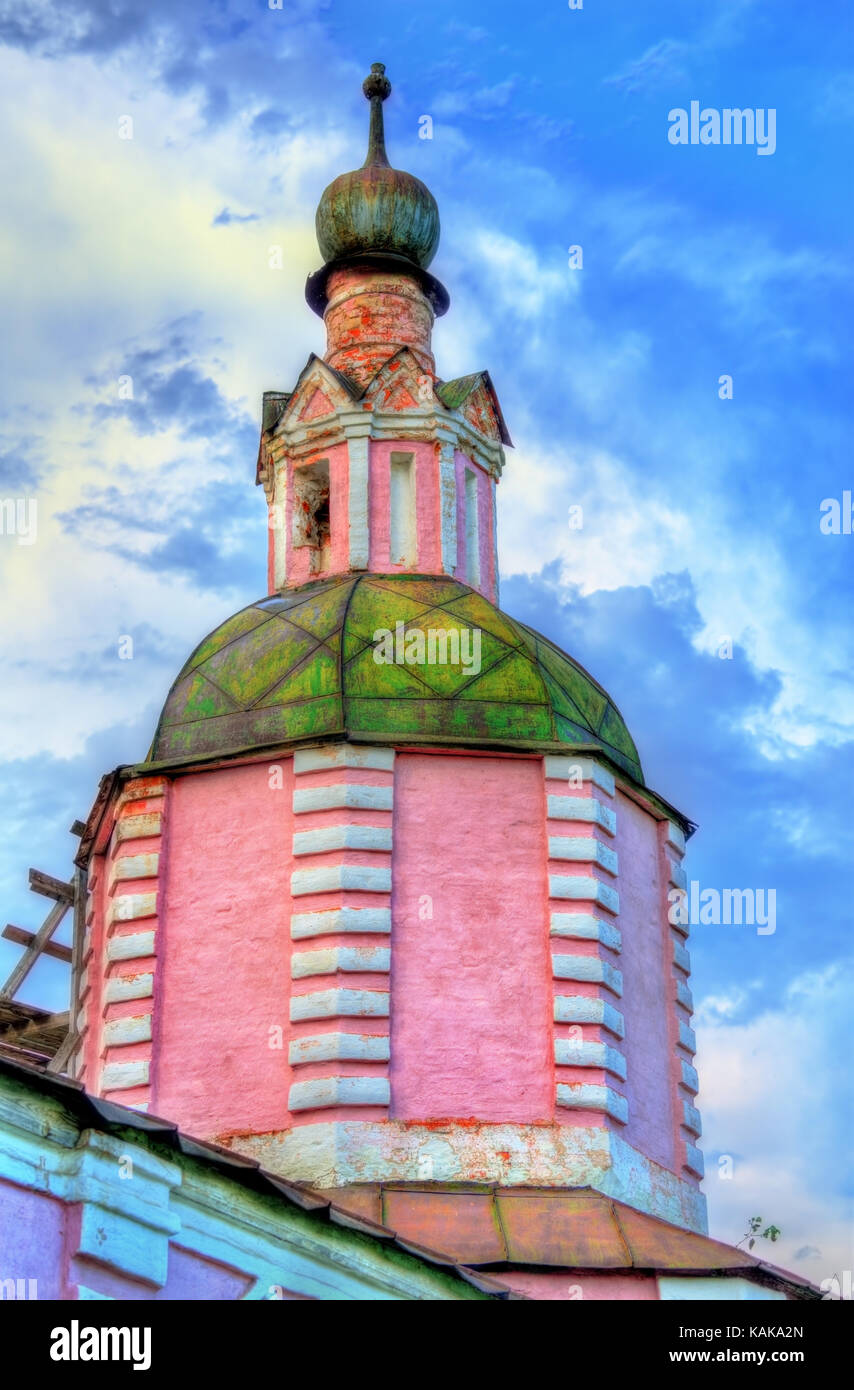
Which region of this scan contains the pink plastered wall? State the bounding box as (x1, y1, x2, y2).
(614, 793, 677, 1171)
(389, 752, 552, 1122)
(0, 1178, 67, 1299)
(368, 439, 440, 573)
(154, 761, 293, 1139)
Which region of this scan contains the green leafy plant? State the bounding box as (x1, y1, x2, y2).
(738, 1216, 781, 1251)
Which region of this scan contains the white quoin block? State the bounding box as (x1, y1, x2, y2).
(556, 1082, 628, 1125)
(108, 853, 159, 890)
(293, 745, 395, 773)
(289, 1076, 390, 1112)
(290, 865, 391, 897)
(103, 1014, 153, 1047)
(115, 812, 162, 843)
(678, 1021, 697, 1055)
(290, 907, 392, 939)
(544, 756, 616, 797)
(288, 1033, 390, 1065)
(106, 931, 155, 963)
(290, 989, 390, 1022)
(681, 1061, 699, 1094)
(293, 785, 393, 814)
(669, 861, 688, 892)
(550, 913, 622, 952)
(104, 973, 154, 1003)
(551, 954, 623, 997)
(553, 995, 625, 1039)
(291, 947, 391, 979)
(684, 1142, 704, 1178)
(682, 1101, 703, 1137)
(106, 892, 157, 925)
(549, 876, 619, 915)
(676, 980, 694, 1013)
(666, 820, 687, 852)
(548, 837, 618, 876)
(673, 940, 691, 973)
(100, 1060, 150, 1092)
(292, 825, 393, 856)
(553, 1039, 627, 1079)
(546, 797, 617, 836)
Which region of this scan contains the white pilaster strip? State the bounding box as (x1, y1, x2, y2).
(438, 439, 457, 574)
(347, 432, 370, 570)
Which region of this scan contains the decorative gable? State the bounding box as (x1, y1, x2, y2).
(363, 348, 433, 412)
(436, 371, 512, 446)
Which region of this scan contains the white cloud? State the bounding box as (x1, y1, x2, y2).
(696, 960, 854, 1286)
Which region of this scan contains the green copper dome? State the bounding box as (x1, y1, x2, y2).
(314, 63, 440, 271)
(148, 574, 643, 783)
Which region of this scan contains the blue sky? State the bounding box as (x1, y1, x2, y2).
(0, 0, 851, 1282)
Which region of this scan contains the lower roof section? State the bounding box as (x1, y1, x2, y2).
(313, 1183, 819, 1300)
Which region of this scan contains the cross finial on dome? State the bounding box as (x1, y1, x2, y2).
(362, 62, 391, 168)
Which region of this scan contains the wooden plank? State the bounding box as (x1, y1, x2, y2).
(0, 898, 69, 1000)
(28, 869, 74, 904)
(2, 925, 72, 963)
(48, 866, 86, 1076)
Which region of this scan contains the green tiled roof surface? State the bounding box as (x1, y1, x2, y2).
(149, 574, 643, 782)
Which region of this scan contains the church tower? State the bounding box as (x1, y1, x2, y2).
(72, 65, 706, 1238)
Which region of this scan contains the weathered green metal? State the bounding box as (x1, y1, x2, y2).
(148, 574, 643, 782)
(314, 63, 440, 271)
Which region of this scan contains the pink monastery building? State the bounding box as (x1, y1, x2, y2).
(0, 65, 818, 1302)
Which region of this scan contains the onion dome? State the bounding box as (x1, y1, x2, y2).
(307, 65, 448, 316)
(147, 574, 643, 784)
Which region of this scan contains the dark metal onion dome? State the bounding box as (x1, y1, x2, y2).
(306, 64, 448, 316)
(316, 63, 440, 269)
